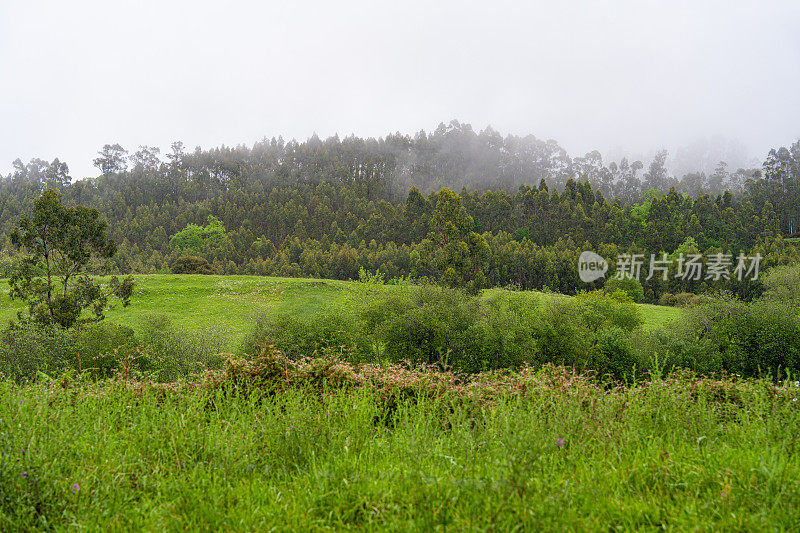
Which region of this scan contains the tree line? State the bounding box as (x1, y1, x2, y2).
(2, 122, 800, 302)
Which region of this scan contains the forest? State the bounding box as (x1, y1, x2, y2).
(1, 121, 799, 302)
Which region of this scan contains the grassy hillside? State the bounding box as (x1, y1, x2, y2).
(0, 275, 680, 351)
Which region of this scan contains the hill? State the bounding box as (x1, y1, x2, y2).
(1, 275, 681, 352)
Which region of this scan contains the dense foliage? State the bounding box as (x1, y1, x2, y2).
(2, 123, 800, 302)
(5, 265, 800, 384)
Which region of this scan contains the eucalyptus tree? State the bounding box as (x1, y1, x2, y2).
(9, 189, 134, 327)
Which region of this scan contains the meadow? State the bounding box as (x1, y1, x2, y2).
(11, 274, 800, 530)
(1, 275, 681, 352)
(3, 354, 800, 531)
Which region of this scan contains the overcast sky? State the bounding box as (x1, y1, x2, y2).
(1, 0, 799, 179)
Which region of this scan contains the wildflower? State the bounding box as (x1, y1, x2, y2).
(21, 472, 27, 478)
(556, 438, 564, 448)
(72, 484, 80, 493)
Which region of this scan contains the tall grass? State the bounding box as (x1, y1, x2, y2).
(2, 358, 800, 530)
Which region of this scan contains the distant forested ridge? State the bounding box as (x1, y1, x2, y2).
(2, 121, 800, 302)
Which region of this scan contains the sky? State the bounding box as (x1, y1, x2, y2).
(1, 0, 799, 179)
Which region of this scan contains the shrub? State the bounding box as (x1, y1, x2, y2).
(0, 321, 136, 382)
(0, 323, 77, 382)
(631, 328, 682, 378)
(73, 322, 137, 376)
(358, 267, 385, 285)
(0, 253, 29, 279)
(533, 298, 589, 370)
(590, 326, 639, 382)
(478, 292, 541, 369)
(171, 256, 215, 275)
(760, 264, 800, 308)
(253, 285, 516, 373)
(658, 292, 714, 308)
(241, 310, 372, 363)
(371, 286, 484, 370)
(50, 293, 82, 328)
(137, 313, 227, 380)
(658, 293, 678, 307)
(573, 289, 644, 332)
(534, 291, 644, 380)
(656, 294, 800, 378)
(247, 285, 652, 377)
(729, 299, 800, 377)
(603, 275, 644, 302)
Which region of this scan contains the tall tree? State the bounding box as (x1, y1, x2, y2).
(93, 144, 129, 176)
(9, 190, 133, 327)
(643, 150, 671, 192)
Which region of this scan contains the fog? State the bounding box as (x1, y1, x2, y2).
(1, 0, 798, 179)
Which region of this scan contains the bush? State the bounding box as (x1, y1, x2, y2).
(358, 267, 385, 285)
(241, 310, 372, 363)
(729, 299, 800, 377)
(631, 328, 683, 378)
(171, 256, 215, 275)
(535, 291, 644, 380)
(137, 313, 227, 380)
(0, 321, 136, 382)
(0, 323, 77, 382)
(73, 322, 138, 377)
(361, 286, 545, 372)
(369, 285, 484, 370)
(603, 275, 644, 303)
(364, 287, 643, 377)
(590, 326, 639, 382)
(478, 292, 541, 369)
(248, 286, 545, 373)
(534, 298, 589, 369)
(573, 289, 644, 332)
(760, 264, 800, 308)
(245, 285, 652, 377)
(0, 253, 30, 279)
(658, 292, 714, 308)
(653, 294, 800, 378)
(50, 293, 82, 328)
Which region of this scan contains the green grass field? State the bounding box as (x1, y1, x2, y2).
(4, 370, 799, 530)
(0, 275, 681, 352)
(10, 277, 800, 531)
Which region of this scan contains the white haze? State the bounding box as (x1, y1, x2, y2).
(1, 0, 798, 179)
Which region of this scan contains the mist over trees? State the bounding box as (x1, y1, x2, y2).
(3, 121, 768, 201)
(1, 121, 799, 302)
